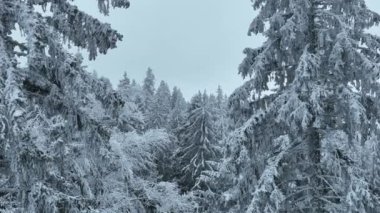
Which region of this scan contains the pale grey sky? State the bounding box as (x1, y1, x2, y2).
(73, 0, 380, 100)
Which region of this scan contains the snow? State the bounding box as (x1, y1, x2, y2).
(2, 0, 380, 212)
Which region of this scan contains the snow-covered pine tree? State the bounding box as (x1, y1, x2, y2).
(211, 0, 380, 212)
(108, 129, 194, 212)
(143, 80, 176, 182)
(169, 86, 187, 131)
(228, 81, 255, 128)
(142, 67, 155, 114)
(117, 72, 145, 132)
(216, 86, 224, 107)
(143, 67, 155, 97)
(146, 80, 171, 129)
(173, 92, 221, 192)
(213, 86, 229, 141)
(125, 78, 146, 114)
(118, 72, 131, 89)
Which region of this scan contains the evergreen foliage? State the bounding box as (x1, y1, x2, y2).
(209, 0, 380, 212)
(169, 86, 187, 132)
(117, 72, 145, 132)
(146, 80, 171, 129)
(2, 0, 378, 212)
(173, 92, 221, 192)
(0, 1, 193, 212)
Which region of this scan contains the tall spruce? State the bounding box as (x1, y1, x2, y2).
(210, 0, 380, 212)
(147, 80, 171, 129)
(143, 67, 155, 97)
(169, 86, 187, 131)
(0, 1, 129, 211)
(174, 92, 220, 192)
(142, 67, 155, 111)
(213, 86, 229, 141)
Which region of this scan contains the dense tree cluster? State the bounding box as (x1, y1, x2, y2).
(205, 0, 380, 212)
(0, 0, 227, 212)
(2, 0, 380, 212)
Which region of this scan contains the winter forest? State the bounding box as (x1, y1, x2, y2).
(2, 0, 380, 212)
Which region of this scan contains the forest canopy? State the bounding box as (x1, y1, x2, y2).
(1, 0, 380, 212)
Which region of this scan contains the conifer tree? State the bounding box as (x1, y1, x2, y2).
(169, 86, 187, 131)
(143, 68, 155, 96)
(174, 92, 220, 192)
(117, 72, 145, 132)
(0, 1, 132, 211)
(216, 85, 226, 109)
(126, 78, 146, 113)
(118, 72, 131, 90)
(0, 1, 193, 212)
(142, 68, 156, 126)
(213, 86, 229, 141)
(211, 0, 380, 212)
(146, 80, 171, 129)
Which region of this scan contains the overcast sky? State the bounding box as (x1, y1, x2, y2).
(73, 0, 380, 100)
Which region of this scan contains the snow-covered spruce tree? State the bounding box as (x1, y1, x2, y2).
(169, 86, 187, 132)
(0, 1, 129, 211)
(118, 71, 131, 89)
(143, 68, 155, 97)
(125, 78, 146, 115)
(208, 0, 380, 212)
(146, 80, 171, 129)
(173, 92, 221, 193)
(213, 86, 229, 141)
(108, 129, 195, 212)
(117, 72, 145, 132)
(216, 86, 226, 110)
(142, 67, 155, 114)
